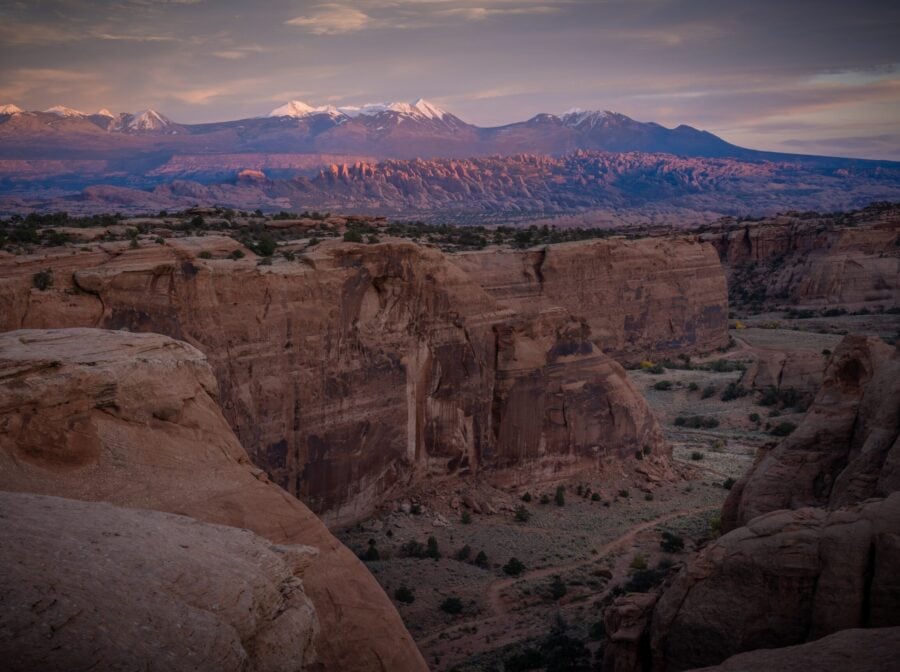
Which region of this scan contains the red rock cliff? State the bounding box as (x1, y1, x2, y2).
(452, 236, 729, 362)
(0, 328, 428, 672)
(0, 237, 671, 522)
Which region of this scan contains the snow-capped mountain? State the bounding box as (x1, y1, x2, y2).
(96, 108, 115, 118)
(110, 109, 179, 133)
(44, 105, 88, 118)
(269, 100, 342, 118)
(269, 97, 451, 121)
(0, 104, 23, 116)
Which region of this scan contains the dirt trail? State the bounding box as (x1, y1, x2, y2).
(418, 504, 717, 649)
(486, 504, 716, 616)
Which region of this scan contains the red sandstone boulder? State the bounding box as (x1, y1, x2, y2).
(0, 491, 319, 672)
(0, 328, 427, 672)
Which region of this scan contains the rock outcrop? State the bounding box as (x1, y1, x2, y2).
(0, 238, 672, 521)
(706, 207, 900, 311)
(0, 491, 319, 672)
(688, 627, 900, 672)
(452, 237, 729, 362)
(0, 328, 427, 672)
(649, 494, 900, 670)
(723, 334, 899, 530)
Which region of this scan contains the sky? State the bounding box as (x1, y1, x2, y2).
(1, 0, 899, 160)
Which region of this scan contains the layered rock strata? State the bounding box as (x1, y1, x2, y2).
(723, 334, 899, 530)
(0, 237, 673, 521)
(706, 212, 899, 310)
(452, 237, 729, 362)
(0, 328, 427, 672)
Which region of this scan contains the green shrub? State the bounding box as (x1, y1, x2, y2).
(629, 553, 647, 570)
(228, 249, 245, 260)
(32, 269, 53, 291)
(660, 531, 684, 553)
(749, 412, 761, 423)
(394, 585, 415, 604)
(474, 550, 489, 568)
(360, 540, 380, 562)
(440, 597, 464, 614)
(256, 234, 276, 257)
(521, 492, 532, 503)
(343, 229, 363, 243)
(721, 382, 749, 401)
(654, 380, 673, 391)
(771, 421, 797, 437)
(591, 492, 601, 502)
(503, 557, 526, 576)
(198, 250, 213, 259)
(554, 485, 566, 506)
(549, 575, 567, 600)
(461, 511, 472, 525)
(723, 477, 737, 490)
(701, 385, 717, 399)
(688, 382, 699, 391)
(455, 545, 471, 561)
(618, 489, 629, 498)
(540, 493, 551, 505)
(691, 451, 704, 461)
(514, 504, 532, 523)
(426, 536, 441, 559)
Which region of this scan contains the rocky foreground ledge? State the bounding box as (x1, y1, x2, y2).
(0, 328, 427, 671)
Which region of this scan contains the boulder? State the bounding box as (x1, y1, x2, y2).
(0, 491, 319, 672)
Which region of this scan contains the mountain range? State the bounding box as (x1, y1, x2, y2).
(2, 98, 899, 218)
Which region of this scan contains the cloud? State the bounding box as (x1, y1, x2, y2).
(285, 4, 372, 35)
(437, 6, 560, 21)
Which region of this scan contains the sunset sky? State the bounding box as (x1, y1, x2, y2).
(1, 0, 898, 159)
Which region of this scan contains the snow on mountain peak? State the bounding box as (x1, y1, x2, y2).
(128, 109, 173, 131)
(44, 105, 87, 118)
(562, 108, 610, 125)
(96, 108, 114, 118)
(0, 104, 24, 116)
(269, 98, 450, 121)
(269, 100, 341, 118)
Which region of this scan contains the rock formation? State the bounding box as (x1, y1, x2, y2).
(688, 627, 900, 672)
(0, 491, 319, 672)
(452, 236, 729, 361)
(649, 493, 900, 670)
(0, 237, 673, 521)
(599, 332, 900, 672)
(0, 328, 427, 672)
(706, 206, 900, 311)
(723, 334, 899, 530)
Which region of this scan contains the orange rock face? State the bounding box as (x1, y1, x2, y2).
(452, 236, 729, 362)
(706, 210, 900, 310)
(0, 328, 427, 672)
(0, 237, 675, 522)
(723, 334, 899, 530)
(649, 494, 900, 671)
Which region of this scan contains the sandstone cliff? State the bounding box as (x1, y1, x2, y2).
(601, 332, 900, 672)
(0, 328, 427, 672)
(0, 491, 319, 672)
(0, 237, 672, 521)
(705, 207, 899, 311)
(452, 237, 729, 362)
(649, 494, 900, 671)
(723, 334, 899, 530)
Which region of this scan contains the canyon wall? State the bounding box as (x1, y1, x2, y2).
(0, 328, 427, 672)
(452, 237, 729, 362)
(603, 333, 900, 672)
(705, 210, 900, 310)
(0, 236, 677, 522)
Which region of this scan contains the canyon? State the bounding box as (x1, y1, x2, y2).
(0, 231, 726, 521)
(1, 206, 897, 671)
